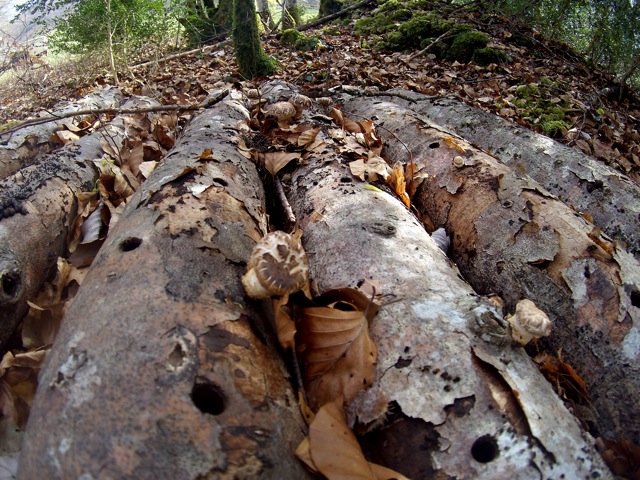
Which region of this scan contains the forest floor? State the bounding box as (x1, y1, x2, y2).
(1, 3, 640, 184)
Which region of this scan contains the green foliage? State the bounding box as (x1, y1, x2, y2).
(47, 0, 173, 56)
(232, 0, 274, 78)
(281, 29, 304, 44)
(445, 30, 489, 62)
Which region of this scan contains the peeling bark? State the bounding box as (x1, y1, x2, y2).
(0, 96, 159, 349)
(0, 87, 123, 179)
(282, 123, 611, 478)
(382, 91, 640, 261)
(343, 96, 640, 443)
(18, 96, 311, 479)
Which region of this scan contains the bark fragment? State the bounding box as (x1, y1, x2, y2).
(0, 96, 159, 349)
(18, 97, 311, 479)
(343, 96, 640, 443)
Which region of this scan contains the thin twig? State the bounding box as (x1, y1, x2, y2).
(1, 90, 229, 139)
(275, 176, 296, 225)
(408, 31, 454, 62)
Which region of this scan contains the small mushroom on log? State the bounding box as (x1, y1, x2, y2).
(242, 230, 310, 299)
(265, 102, 297, 124)
(289, 94, 312, 117)
(506, 299, 552, 345)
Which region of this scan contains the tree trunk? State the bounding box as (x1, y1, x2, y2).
(255, 83, 612, 478)
(18, 95, 311, 479)
(382, 90, 640, 261)
(256, 0, 275, 30)
(318, 0, 343, 19)
(0, 87, 123, 180)
(232, 0, 274, 78)
(0, 96, 160, 349)
(282, 0, 300, 30)
(342, 95, 640, 443)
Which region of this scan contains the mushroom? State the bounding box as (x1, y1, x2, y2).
(289, 93, 312, 117)
(242, 230, 310, 299)
(316, 97, 333, 109)
(505, 299, 552, 345)
(265, 101, 297, 124)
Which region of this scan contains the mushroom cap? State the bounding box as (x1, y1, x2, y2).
(245, 88, 261, 99)
(289, 93, 312, 111)
(242, 230, 309, 299)
(316, 97, 333, 108)
(507, 299, 552, 345)
(265, 101, 297, 121)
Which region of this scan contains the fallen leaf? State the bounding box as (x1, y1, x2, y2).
(274, 294, 296, 350)
(307, 400, 377, 480)
(263, 151, 301, 175)
(297, 289, 377, 410)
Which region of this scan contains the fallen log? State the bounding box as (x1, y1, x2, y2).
(380, 91, 640, 261)
(342, 96, 640, 444)
(0, 96, 160, 349)
(0, 87, 123, 179)
(18, 95, 311, 479)
(281, 116, 612, 477)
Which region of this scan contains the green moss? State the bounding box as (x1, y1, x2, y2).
(540, 76, 557, 88)
(471, 46, 510, 65)
(355, 15, 395, 35)
(295, 35, 322, 51)
(542, 119, 569, 136)
(445, 29, 489, 62)
(515, 84, 540, 99)
(391, 8, 413, 21)
(321, 26, 341, 36)
(281, 28, 304, 45)
(232, 0, 274, 78)
(399, 13, 451, 41)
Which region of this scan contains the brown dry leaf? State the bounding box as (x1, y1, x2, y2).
(298, 127, 321, 148)
(273, 294, 296, 350)
(139, 161, 158, 178)
(596, 437, 640, 480)
(264, 151, 301, 175)
(443, 136, 467, 154)
(534, 350, 589, 403)
(306, 400, 376, 480)
(297, 402, 408, 480)
(68, 191, 100, 253)
(154, 123, 175, 149)
(349, 155, 391, 182)
(386, 163, 410, 208)
(51, 130, 80, 146)
(297, 289, 377, 410)
(0, 348, 48, 429)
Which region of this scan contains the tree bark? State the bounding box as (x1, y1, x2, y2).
(18, 95, 311, 479)
(342, 96, 640, 443)
(0, 87, 123, 180)
(272, 91, 612, 476)
(0, 96, 160, 349)
(256, 0, 275, 30)
(379, 90, 640, 261)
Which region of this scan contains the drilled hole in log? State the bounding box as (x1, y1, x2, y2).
(212, 178, 228, 187)
(429, 142, 440, 148)
(631, 290, 640, 308)
(191, 379, 225, 415)
(1, 269, 21, 299)
(120, 237, 142, 252)
(471, 434, 499, 463)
